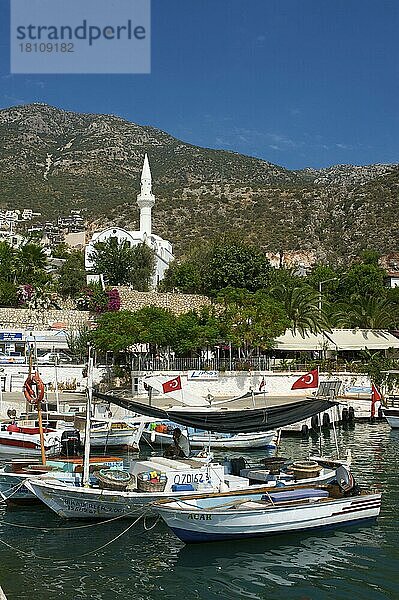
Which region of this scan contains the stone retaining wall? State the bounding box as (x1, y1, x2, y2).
(0, 308, 90, 329)
(0, 291, 210, 329)
(117, 288, 211, 315)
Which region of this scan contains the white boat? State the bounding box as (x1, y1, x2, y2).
(24, 455, 342, 519)
(0, 456, 124, 504)
(155, 468, 381, 543)
(143, 422, 277, 450)
(84, 419, 145, 450)
(382, 408, 399, 428)
(0, 420, 78, 458)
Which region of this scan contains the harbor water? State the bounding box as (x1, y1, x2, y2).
(0, 422, 397, 600)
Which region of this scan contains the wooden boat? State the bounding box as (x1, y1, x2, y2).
(382, 408, 399, 428)
(382, 396, 399, 428)
(155, 467, 381, 543)
(143, 421, 277, 450)
(23, 455, 342, 519)
(78, 418, 145, 450)
(0, 420, 79, 458)
(0, 456, 124, 504)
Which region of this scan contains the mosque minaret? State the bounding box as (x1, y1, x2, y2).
(85, 154, 174, 287)
(137, 153, 155, 236)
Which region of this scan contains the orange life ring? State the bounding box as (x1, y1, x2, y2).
(24, 372, 45, 405)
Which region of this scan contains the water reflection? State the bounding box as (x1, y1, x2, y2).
(0, 423, 398, 600)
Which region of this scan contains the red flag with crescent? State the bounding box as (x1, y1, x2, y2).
(162, 376, 182, 393)
(371, 383, 382, 417)
(291, 369, 319, 390)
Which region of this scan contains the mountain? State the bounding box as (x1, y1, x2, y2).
(0, 103, 398, 261)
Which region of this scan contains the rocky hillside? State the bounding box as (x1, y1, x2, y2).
(0, 103, 398, 262)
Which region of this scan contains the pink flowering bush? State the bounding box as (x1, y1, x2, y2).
(106, 288, 121, 312)
(76, 284, 120, 313)
(17, 284, 34, 306)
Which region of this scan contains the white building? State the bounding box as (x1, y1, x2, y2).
(85, 154, 174, 287)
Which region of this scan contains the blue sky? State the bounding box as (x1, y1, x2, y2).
(0, 0, 398, 169)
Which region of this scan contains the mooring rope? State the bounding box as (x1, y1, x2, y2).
(0, 508, 153, 562)
(0, 502, 149, 531)
(0, 482, 26, 504)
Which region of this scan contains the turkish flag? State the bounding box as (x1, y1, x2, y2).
(162, 376, 182, 394)
(371, 383, 382, 417)
(291, 369, 319, 390)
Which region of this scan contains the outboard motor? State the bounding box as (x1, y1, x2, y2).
(230, 457, 246, 477)
(336, 465, 360, 497)
(61, 429, 81, 457)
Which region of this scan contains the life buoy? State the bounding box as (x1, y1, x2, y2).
(24, 372, 45, 405)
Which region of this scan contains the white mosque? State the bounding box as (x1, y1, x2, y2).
(85, 154, 174, 287)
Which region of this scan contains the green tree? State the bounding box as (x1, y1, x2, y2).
(90, 238, 155, 289)
(129, 243, 156, 291)
(92, 307, 177, 353)
(57, 251, 86, 297)
(337, 263, 386, 302)
(15, 243, 48, 286)
(174, 308, 222, 355)
(339, 296, 399, 329)
(159, 261, 202, 294)
(0, 241, 16, 282)
(216, 288, 289, 357)
(52, 243, 70, 259)
(0, 281, 18, 307)
(271, 284, 327, 335)
(65, 325, 91, 360)
(202, 242, 272, 295)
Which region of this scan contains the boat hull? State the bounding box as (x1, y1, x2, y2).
(0, 434, 60, 458)
(24, 481, 224, 518)
(89, 430, 140, 449)
(383, 409, 399, 429)
(24, 464, 339, 519)
(143, 430, 277, 450)
(157, 493, 382, 543)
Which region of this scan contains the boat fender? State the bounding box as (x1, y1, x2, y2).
(24, 372, 45, 405)
(150, 431, 156, 443)
(322, 413, 330, 428)
(311, 415, 319, 430)
(341, 408, 349, 423)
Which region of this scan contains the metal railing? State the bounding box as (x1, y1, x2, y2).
(129, 356, 358, 373)
(130, 356, 272, 372)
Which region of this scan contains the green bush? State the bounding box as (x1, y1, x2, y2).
(0, 281, 18, 307)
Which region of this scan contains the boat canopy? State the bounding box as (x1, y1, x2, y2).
(93, 391, 336, 433)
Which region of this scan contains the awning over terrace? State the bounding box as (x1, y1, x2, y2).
(273, 330, 334, 351)
(324, 329, 399, 351)
(273, 328, 399, 352)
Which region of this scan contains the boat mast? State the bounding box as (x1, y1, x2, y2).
(82, 346, 93, 487)
(29, 349, 47, 466)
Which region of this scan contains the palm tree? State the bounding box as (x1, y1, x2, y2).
(340, 297, 399, 329)
(15, 243, 48, 284)
(272, 284, 328, 335)
(0, 241, 16, 282)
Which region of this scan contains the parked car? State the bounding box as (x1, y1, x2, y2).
(0, 352, 25, 364)
(37, 352, 73, 365)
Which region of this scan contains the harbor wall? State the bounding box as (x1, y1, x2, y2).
(134, 371, 371, 399)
